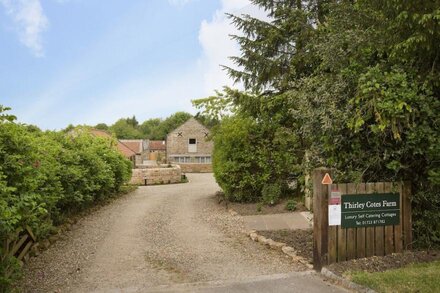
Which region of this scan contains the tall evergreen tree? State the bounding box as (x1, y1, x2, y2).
(225, 0, 329, 93)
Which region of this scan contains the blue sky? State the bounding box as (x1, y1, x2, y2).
(0, 0, 261, 129)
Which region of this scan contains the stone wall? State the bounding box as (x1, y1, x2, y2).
(135, 154, 143, 166)
(179, 163, 213, 173)
(129, 165, 182, 185)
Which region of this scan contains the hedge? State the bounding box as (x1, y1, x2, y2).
(0, 108, 132, 290)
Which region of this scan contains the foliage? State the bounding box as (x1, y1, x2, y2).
(96, 111, 216, 140)
(212, 116, 261, 202)
(195, 89, 302, 203)
(94, 123, 109, 131)
(306, 0, 440, 247)
(412, 187, 440, 249)
(154, 112, 193, 139)
(139, 118, 162, 139)
(262, 183, 282, 206)
(0, 106, 132, 290)
(0, 254, 21, 293)
(0, 106, 16, 122)
(198, 0, 440, 247)
(285, 199, 297, 211)
(110, 118, 143, 139)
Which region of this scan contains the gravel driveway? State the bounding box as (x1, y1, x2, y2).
(20, 174, 340, 292)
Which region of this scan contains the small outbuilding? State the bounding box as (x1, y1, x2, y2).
(119, 139, 148, 166)
(146, 140, 167, 162)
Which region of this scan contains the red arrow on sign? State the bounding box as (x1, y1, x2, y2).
(322, 173, 333, 185)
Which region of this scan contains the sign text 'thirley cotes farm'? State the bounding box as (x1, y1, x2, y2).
(341, 193, 400, 228)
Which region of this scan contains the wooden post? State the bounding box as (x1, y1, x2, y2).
(356, 183, 367, 258)
(327, 183, 338, 264)
(365, 183, 376, 257)
(402, 182, 412, 249)
(345, 183, 357, 260)
(375, 182, 385, 256)
(384, 182, 395, 255)
(337, 184, 347, 262)
(394, 182, 404, 252)
(313, 168, 330, 270)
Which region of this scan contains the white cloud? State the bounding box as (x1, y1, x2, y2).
(0, 0, 49, 57)
(197, 0, 268, 95)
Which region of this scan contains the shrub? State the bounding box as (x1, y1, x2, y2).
(0, 108, 133, 291)
(0, 254, 21, 292)
(285, 199, 297, 211)
(212, 116, 264, 202)
(262, 183, 282, 206)
(412, 186, 440, 249)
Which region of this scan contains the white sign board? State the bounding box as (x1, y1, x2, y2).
(329, 204, 341, 226)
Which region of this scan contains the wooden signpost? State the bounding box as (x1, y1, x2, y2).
(313, 168, 412, 270)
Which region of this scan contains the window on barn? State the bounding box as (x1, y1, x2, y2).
(173, 156, 192, 163)
(195, 156, 211, 164)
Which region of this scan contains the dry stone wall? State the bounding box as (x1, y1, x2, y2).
(179, 163, 213, 173)
(130, 165, 181, 185)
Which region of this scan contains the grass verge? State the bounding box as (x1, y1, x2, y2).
(349, 260, 440, 293)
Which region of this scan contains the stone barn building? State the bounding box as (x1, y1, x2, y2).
(166, 117, 213, 173)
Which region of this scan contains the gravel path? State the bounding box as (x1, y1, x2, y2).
(20, 174, 309, 292)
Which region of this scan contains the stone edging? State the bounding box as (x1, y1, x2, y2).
(321, 267, 377, 293)
(226, 208, 313, 269)
(228, 208, 375, 292)
(247, 229, 314, 269)
(247, 227, 376, 292)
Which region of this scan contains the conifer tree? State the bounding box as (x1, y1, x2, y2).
(224, 0, 329, 93)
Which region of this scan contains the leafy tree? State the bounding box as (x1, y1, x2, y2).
(195, 88, 302, 202)
(110, 118, 143, 139)
(194, 113, 220, 129)
(126, 115, 139, 128)
(94, 123, 109, 131)
(106, 112, 194, 140)
(0, 106, 16, 122)
(159, 112, 193, 138)
(140, 112, 192, 140)
(311, 0, 440, 247)
(63, 124, 75, 133)
(140, 118, 161, 138)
